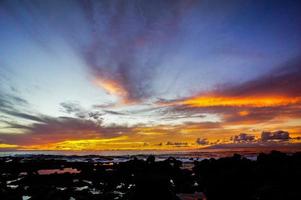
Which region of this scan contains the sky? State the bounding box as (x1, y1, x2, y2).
(0, 0, 301, 151)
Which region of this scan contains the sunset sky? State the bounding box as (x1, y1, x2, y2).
(0, 0, 301, 151)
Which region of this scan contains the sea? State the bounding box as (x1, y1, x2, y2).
(1, 147, 299, 161)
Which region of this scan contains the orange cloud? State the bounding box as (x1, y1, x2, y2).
(157, 60, 301, 127)
(238, 110, 249, 116)
(0, 143, 19, 148)
(94, 78, 130, 103)
(163, 96, 301, 108)
(23, 136, 131, 151)
(1, 121, 301, 150)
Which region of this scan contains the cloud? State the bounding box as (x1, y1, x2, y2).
(0, 91, 43, 124)
(66, 0, 197, 103)
(232, 130, 292, 143)
(103, 110, 126, 116)
(0, 110, 45, 123)
(1, 0, 199, 104)
(219, 58, 301, 97)
(0, 142, 19, 150)
(60, 101, 103, 121)
(0, 96, 223, 148)
(88, 111, 103, 120)
(0, 114, 135, 145)
(261, 130, 290, 141)
(196, 138, 209, 145)
(206, 142, 301, 150)
(60, 102, 83, 114)
(206, 130, 300, 150)
(166, 141, 189, 147)
(157, 58, 301, 125)
(0, 97, 131, 146)
(0, 93, 28, 111)
(233, 133, 255, 143)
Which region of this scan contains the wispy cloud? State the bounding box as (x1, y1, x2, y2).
(1, 1, 301, 151)
(1, 115, 134, 145)
(157, 58, 301, 125)
(70, 0, 197, 103)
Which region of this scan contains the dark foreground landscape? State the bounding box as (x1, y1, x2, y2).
(1, 151, 301, 200)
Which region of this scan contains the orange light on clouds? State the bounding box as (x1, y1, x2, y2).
(239, 110, 250, 116)
(134, 127, 170, 136)
(94, 78, 129, 102)
(20, 137, 176, 151)
(0, 143, 19, 148)
(23, 136, 130, 151)
(173, 96, 301, 108)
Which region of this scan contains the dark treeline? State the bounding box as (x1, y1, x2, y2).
(0, 151, 300, 200)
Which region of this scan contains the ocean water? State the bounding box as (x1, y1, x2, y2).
(0, 148, 290, 159)
(1, 146, 300, 163)
(0, 149, 260, 165)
